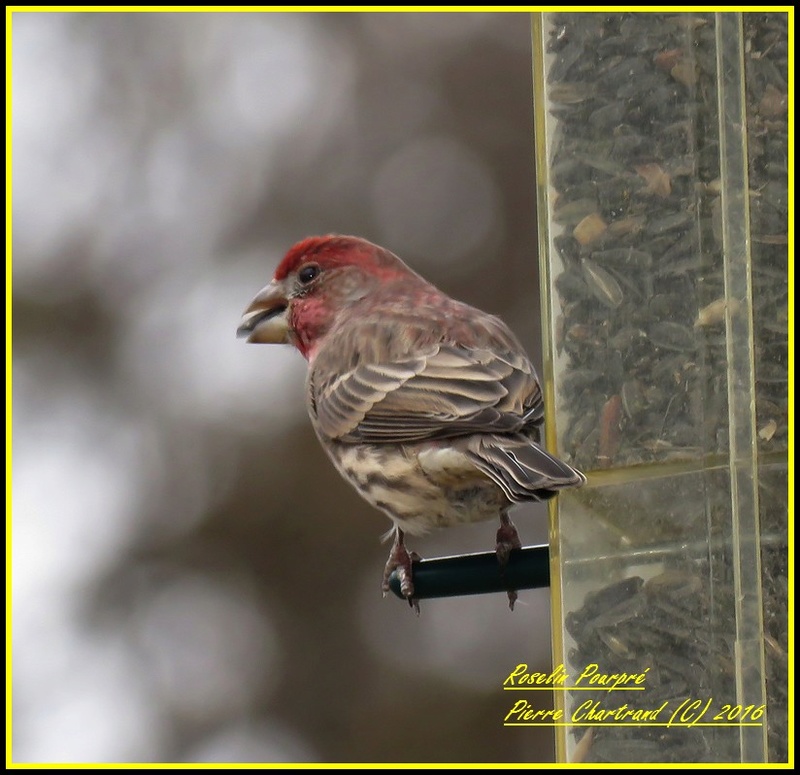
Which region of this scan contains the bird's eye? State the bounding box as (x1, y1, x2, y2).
(298, 264, 321, 285)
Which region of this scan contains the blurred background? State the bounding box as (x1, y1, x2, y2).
(11, 11, 555, 763)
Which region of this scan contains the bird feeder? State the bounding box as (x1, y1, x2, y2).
(531, 11, 788, 764)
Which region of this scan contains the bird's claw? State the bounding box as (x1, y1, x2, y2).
(497, 514, 522, 611)
(496, 519, 522, 566)
(382, 530, 420, 612)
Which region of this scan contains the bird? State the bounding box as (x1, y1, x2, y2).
(237, 235, 586, 610)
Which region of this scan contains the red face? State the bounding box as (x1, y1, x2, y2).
(237, 235, 413, 360)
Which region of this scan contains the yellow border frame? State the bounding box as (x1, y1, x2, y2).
(5, 5, 794, 770)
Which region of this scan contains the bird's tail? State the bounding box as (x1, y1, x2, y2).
(466, 434, 586, 503)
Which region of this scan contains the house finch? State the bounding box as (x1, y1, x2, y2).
(238, 235, 585, 610)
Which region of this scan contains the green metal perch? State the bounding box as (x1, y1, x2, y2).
(388, 545, 550, 601)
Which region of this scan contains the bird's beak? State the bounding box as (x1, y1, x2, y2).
(237, 280, 290, 343)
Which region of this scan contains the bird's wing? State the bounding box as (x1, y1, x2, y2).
(308, 316, 542, 444)
(465, 434, 586, 502)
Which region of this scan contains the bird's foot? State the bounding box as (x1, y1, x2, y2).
(496, 517, 522, 566)
(496, 513, 522, 611)
(382, 529, 420, 613)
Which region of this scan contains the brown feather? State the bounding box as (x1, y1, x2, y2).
(309, 291, 542, 446)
